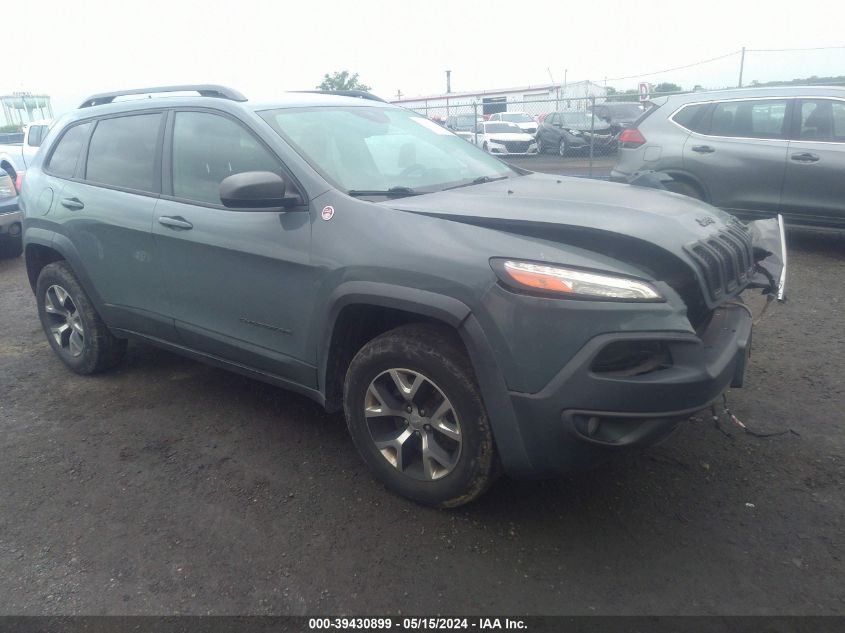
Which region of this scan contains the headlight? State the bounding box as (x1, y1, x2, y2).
(493, 259, 664, 301)
(568, 129, 581, 136)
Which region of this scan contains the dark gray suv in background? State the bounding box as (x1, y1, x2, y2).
(612, 86, 845, 229)
(21, 85, 783, 507)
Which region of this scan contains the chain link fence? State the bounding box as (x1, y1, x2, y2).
(397, 93, 662, 178)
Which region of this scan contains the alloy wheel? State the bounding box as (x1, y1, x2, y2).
(559, 138, 567, 156)
(44, 284, 85, 357)
(364, 368, 462, 481)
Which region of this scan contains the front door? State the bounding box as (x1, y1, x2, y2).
(152, 110, 317, 386)
(781, 98, 845, 228)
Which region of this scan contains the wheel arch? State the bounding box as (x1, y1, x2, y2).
(661, 169, 709, 202)
(318, 282, 537, 477)
(25, 232, 106, 315)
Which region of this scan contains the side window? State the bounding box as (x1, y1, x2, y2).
(672, 104, 709, 133)
(798, 100, 845, 142)
(172, 111, 282, 205)
(710, 99, 787, 139)
(46, 122, 93, 179)
(86, 114, 161, 192)
(547, 113, 558, 126)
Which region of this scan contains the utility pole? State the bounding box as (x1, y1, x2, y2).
(738, 46, 746, 88)
(395, 89, 403, 101)
(445, 70, 452, 94)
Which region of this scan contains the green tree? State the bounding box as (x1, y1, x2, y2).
(653, 82, 682, 94)
(317, 70, 371, 92)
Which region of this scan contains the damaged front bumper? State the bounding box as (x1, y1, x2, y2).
(507, 303, 753, 476)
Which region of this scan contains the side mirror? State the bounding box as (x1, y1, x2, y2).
(219, 171, 300, 210)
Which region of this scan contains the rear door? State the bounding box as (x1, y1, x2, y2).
(681, 98, 791, 216)
(781, 98, 845, 228)
(152, 109, 317, 387)
(45, 112, 175, 340)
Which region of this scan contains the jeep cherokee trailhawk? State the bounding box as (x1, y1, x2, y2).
(21, 85, 785, 507)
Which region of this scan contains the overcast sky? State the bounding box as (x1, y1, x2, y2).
(5, 0, 845, 119)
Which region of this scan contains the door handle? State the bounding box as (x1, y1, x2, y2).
(691, 145, 715, 154)
(790, 152, 820, 163)
(158, 216, 193, 230)
(60, 197, 84, 210)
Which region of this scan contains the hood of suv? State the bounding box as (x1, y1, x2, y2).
(388, 173, 733, 256)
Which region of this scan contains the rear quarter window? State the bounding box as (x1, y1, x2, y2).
(671, 104, 709, 133)
(45, 122, 93, 179)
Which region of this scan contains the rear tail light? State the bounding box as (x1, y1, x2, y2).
(14, 171, 24, 193)
(618, 128, 646, 148)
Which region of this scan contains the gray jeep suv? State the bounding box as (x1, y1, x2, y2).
(611, 86, 845, 230)
(21, 85, 782, 507)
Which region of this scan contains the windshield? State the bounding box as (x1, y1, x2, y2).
(451, 114, 479, 131)
(484, 122, 523, 134)
(604, 104, 642, 119)
(260, 106, 514, 193)
(558, 112, 601, 128)
(500, 113, 533, 123)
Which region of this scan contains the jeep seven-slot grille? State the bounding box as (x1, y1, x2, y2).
(686, 225, 755, 302)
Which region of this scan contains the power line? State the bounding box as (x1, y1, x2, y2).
(747, 45, 845, 52)
(604, 50, 742, 82)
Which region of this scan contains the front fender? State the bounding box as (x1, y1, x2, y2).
(318, 281, 537, 478)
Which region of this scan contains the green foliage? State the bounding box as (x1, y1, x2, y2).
(0, 124, 22, 134)
(749, 75, 845, 87)
(317, 70, 371, 92)
(653, 82, 682, 94)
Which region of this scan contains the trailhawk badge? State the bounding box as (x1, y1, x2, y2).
(321, 205, 335, 221)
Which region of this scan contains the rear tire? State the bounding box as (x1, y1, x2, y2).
(536, 136, 544, 154)
(36, 261, 127, 375)
(343, 324, 497, 508)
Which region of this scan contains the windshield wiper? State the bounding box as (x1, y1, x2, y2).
(347, 186, 420, 198)
(443, 175, 509, 191)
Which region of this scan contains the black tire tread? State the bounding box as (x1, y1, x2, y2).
(36, 261, 126, 374)
(343, 323, 497, 508)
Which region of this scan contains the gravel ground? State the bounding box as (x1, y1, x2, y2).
(0, 228, 843, 616)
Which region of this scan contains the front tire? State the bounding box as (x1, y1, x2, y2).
(343, 324, 497, 507)
(536, 136, 544, 154)
(36, 261, 127, 374)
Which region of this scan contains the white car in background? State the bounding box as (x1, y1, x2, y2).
(475, 121, 538, 156)
(487, 111, 538, 135)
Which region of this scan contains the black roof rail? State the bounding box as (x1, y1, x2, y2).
(294, 90, 388, 103)
(79, 84, 247, 108)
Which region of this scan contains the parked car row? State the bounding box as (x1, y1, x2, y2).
(443, 106, 646, 156)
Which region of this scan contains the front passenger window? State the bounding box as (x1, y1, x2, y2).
(172, 112, 282, 205)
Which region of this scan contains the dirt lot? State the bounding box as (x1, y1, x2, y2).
(0, 228, 843, 616)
